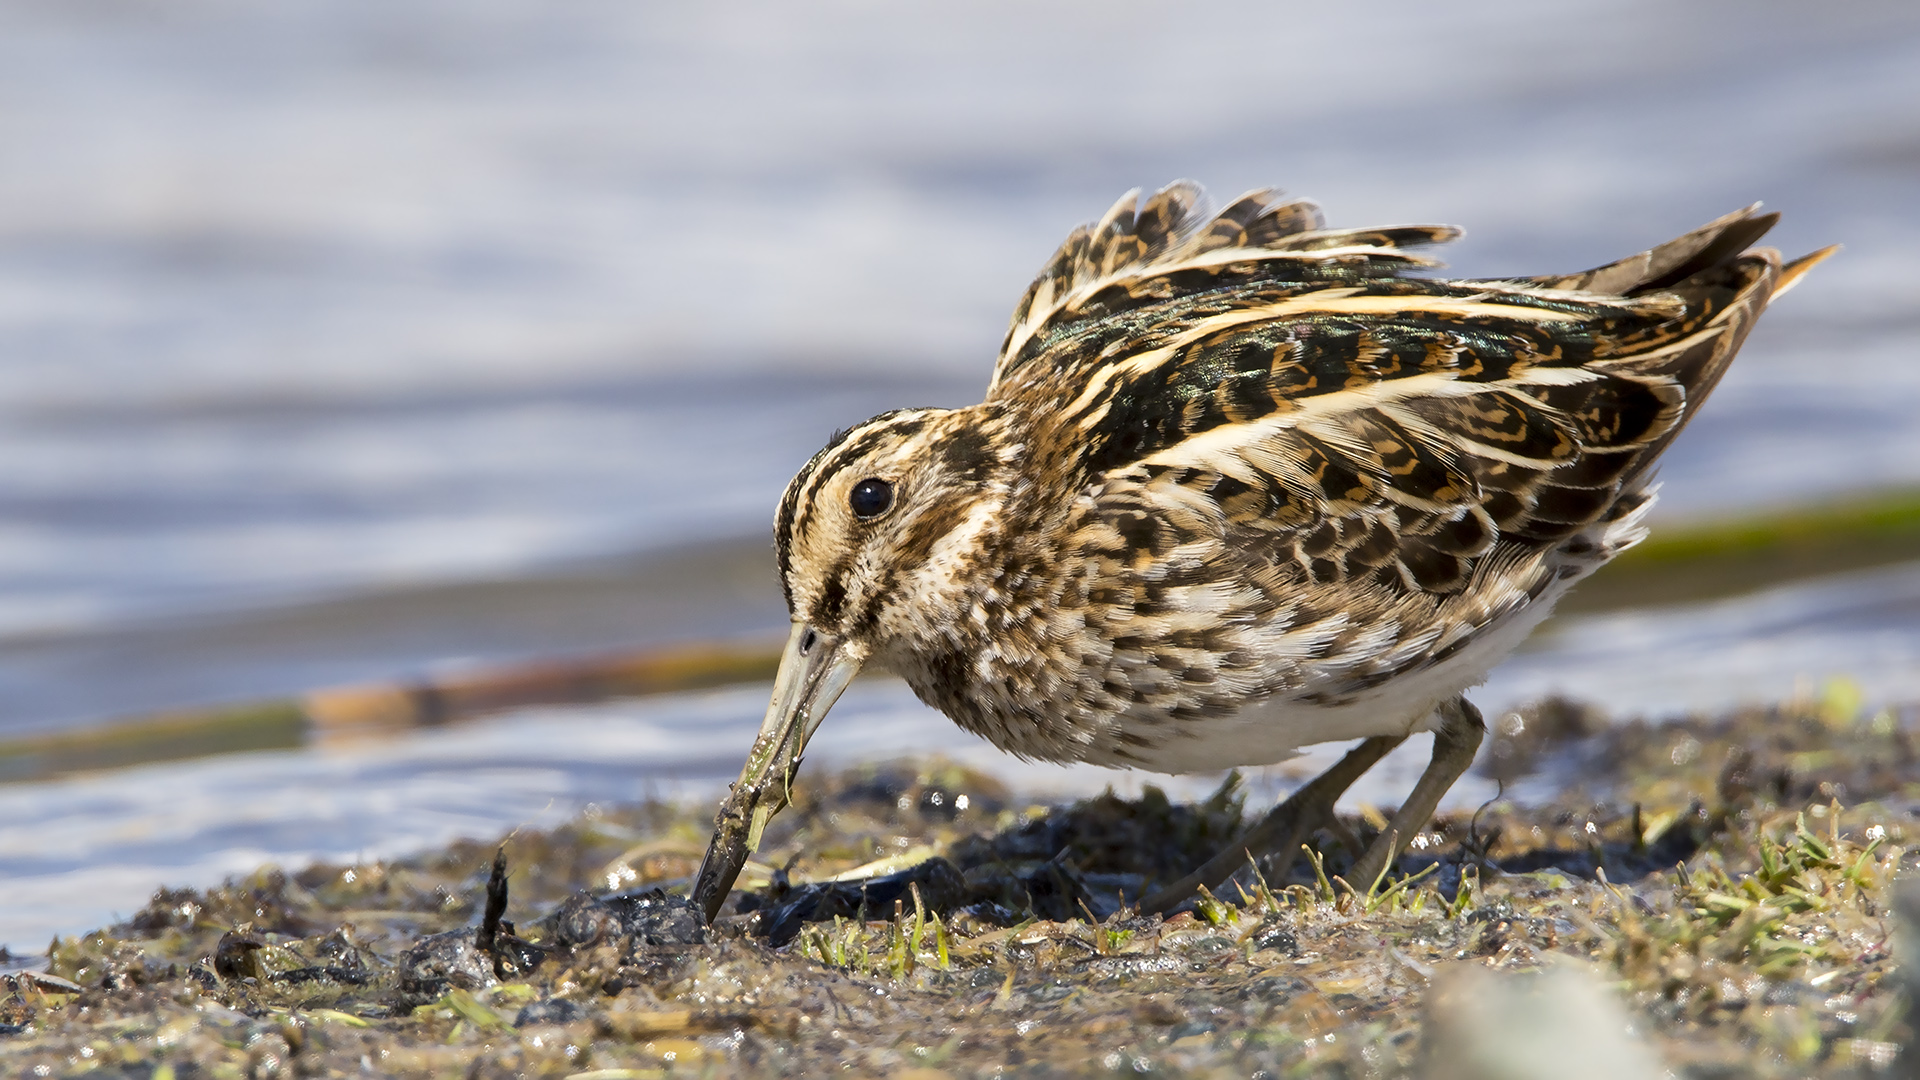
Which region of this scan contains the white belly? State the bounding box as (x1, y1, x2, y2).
(1099, 571, 1577, 774)
(1089, 489, 1655, 774)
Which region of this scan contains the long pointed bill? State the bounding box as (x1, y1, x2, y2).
(691, 621, 863, 921)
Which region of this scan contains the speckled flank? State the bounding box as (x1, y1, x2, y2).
(772, 181, 1827, 771)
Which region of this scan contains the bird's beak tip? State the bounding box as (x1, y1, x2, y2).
(690, 622, 864, 921)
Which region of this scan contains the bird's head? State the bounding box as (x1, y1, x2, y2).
(692, 405, 1016, 918)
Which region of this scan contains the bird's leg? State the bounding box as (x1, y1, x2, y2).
(1344, 696, 1486, 891)
(1139, 735, 1405, 915)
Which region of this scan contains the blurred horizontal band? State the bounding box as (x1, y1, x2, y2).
(0, 486, 1916, 785)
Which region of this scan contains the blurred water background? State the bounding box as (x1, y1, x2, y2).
(2, 0, 1919, 951)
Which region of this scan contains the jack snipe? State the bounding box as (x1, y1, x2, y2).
(693, 181, 1833, 921)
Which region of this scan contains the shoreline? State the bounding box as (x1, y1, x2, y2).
(1, 691, 1913, 1076)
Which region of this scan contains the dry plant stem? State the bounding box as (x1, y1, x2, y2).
(1139, 734, 1404, 914)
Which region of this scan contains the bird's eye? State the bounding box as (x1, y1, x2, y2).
(849, 478, 894, 519)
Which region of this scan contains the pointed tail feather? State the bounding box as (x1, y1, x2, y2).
(1522, 204, 1782, 296)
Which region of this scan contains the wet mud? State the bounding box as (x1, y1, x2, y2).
(3, 691, 1916, 1077)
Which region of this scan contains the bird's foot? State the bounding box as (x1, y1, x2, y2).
(1139, 734, 1404, 915)
(1344, 697, 1486, 892)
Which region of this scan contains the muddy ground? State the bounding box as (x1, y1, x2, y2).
(3, 689, 1916, 1078)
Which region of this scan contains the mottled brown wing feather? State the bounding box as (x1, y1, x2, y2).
(991, 182, 1458, 397)
(1031, 202, 1795, 609)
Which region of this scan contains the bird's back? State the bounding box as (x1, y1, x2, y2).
(913, 185, 1829, 770)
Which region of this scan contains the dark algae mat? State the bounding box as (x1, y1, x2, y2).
(4, 692, 1917, 1077)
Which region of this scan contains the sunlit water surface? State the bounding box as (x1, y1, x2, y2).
(1, 1, 1917, 953)
(0, 1, 1916, 723)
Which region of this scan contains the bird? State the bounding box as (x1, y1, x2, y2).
(691, 180, 1833, 922)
